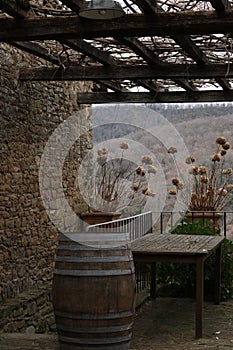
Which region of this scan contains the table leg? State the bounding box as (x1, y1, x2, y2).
(150, 262, 156, 298)
(196, 257, 204, 338)
(214, 244, 222, 305)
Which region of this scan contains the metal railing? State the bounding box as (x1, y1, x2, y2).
(88, 210, 233, 239)
(153, 211, 233, 238)
(87, 211, 153, 241)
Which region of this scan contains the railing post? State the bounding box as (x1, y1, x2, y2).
(160, 212, 163, 234)
(223, 212, 227, 237)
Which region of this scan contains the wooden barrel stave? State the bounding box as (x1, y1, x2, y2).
(52, 233, 135, 350)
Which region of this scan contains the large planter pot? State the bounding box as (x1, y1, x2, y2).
(185, 211, 222, 234)
(81, 211, 121, 225)
(52, 233, 135, 350)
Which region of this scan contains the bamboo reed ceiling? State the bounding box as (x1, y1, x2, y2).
(0, 0, 233, 103)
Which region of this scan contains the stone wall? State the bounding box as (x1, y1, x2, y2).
(0, 285, 55, 333)
(0, 43, 92, 302)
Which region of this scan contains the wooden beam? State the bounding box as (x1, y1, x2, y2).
(137, 79, 160, 92)
(76, 90, 233, 104)
(151, 3, 231, 91)
(98, 80, 128, 92)
(62, 40, 128, 91)
(9, 41, 61, 65)
(117, 37, 160, 65)
(62, 39, 116, 66)
(171, 35, 231, 90)
(215, 78, 232, 90)
(1, 11, 233, 41)
(134, 3, 203, 91)
(19, 63, 233, 81)
(0, 0, 30, 19)
(209, 0, 232, 66)
(209, 0, 230, 11)
(173, 79, 198, 91)
(12, 41, 127, 92)
(171, 35, 209, 65)
(59, 0, 83, 12)
(118, 37, 196, 91)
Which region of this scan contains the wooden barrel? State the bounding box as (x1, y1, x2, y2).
(52, 232, 135, 350)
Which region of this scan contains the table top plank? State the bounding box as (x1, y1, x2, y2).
(131, 233, 224, 256)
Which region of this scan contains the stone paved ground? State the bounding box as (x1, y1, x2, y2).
(131, 297, 233, 350)
(0, 297, 232, 350)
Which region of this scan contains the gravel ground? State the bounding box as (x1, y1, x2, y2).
(0, 297, 232, 350)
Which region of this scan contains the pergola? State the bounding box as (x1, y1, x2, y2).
(0, 0, 233, 104)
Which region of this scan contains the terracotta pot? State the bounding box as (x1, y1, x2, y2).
(185, 211, 222, 234)
(81, 211, 121, 225)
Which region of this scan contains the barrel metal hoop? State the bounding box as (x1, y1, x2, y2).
(59, 333, 132, 345)
(56, 256, 132, 263)
(54, 268, 135, 276)
(58, 244, 130, 251)
(54, 310, 134, 320)
(56, 322, 133, 333)
(58, 343, 131, 350)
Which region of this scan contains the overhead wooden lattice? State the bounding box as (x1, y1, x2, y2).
(0, 0, 233, 103)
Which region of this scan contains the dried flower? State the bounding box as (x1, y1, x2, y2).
(188, 166, 199, 175)
(167, 146, 177, 154)
(198, 166, 207, 175)
(142, 187, 156, 197)
(185, 156, 195, 164)
(222, 142, 231, 150)
(172, 177, 180, 186)
(216, 137, 226, 145)
(141, 155, 153, 165)
(220, 150, 227, 156)
(177, 182, 184, 190)
(200, 176, 208, 184)
(218, 188, 228, 196)
(222, 168, 233, 176)
(169, 189, 177, 195)
(131, 183, 139, 192)
(168, 136, 232, 211)
(97, 147, 108, 156)
(120, 142, 129, 150)
(147, 165, 157, 174)
(84, 143, 158, 213)
(136, 166, 146, 176)
(212, 154, 221, 162)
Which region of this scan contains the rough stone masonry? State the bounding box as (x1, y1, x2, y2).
(0, 43, 92, 308)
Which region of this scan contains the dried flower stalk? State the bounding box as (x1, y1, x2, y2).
(90, 144, 157, 212)
(168, 137, 233, 211)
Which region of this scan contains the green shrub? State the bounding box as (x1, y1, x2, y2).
(156, 219, 233, 300)
(170, 216, 221, 235)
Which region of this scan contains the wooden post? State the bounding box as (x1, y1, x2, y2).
(196, 256, 204, 338)
(214, 243, 222, 305)
(150, 262, 156, 298)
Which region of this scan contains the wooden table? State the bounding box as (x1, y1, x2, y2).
(131, 233, 224, 338)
